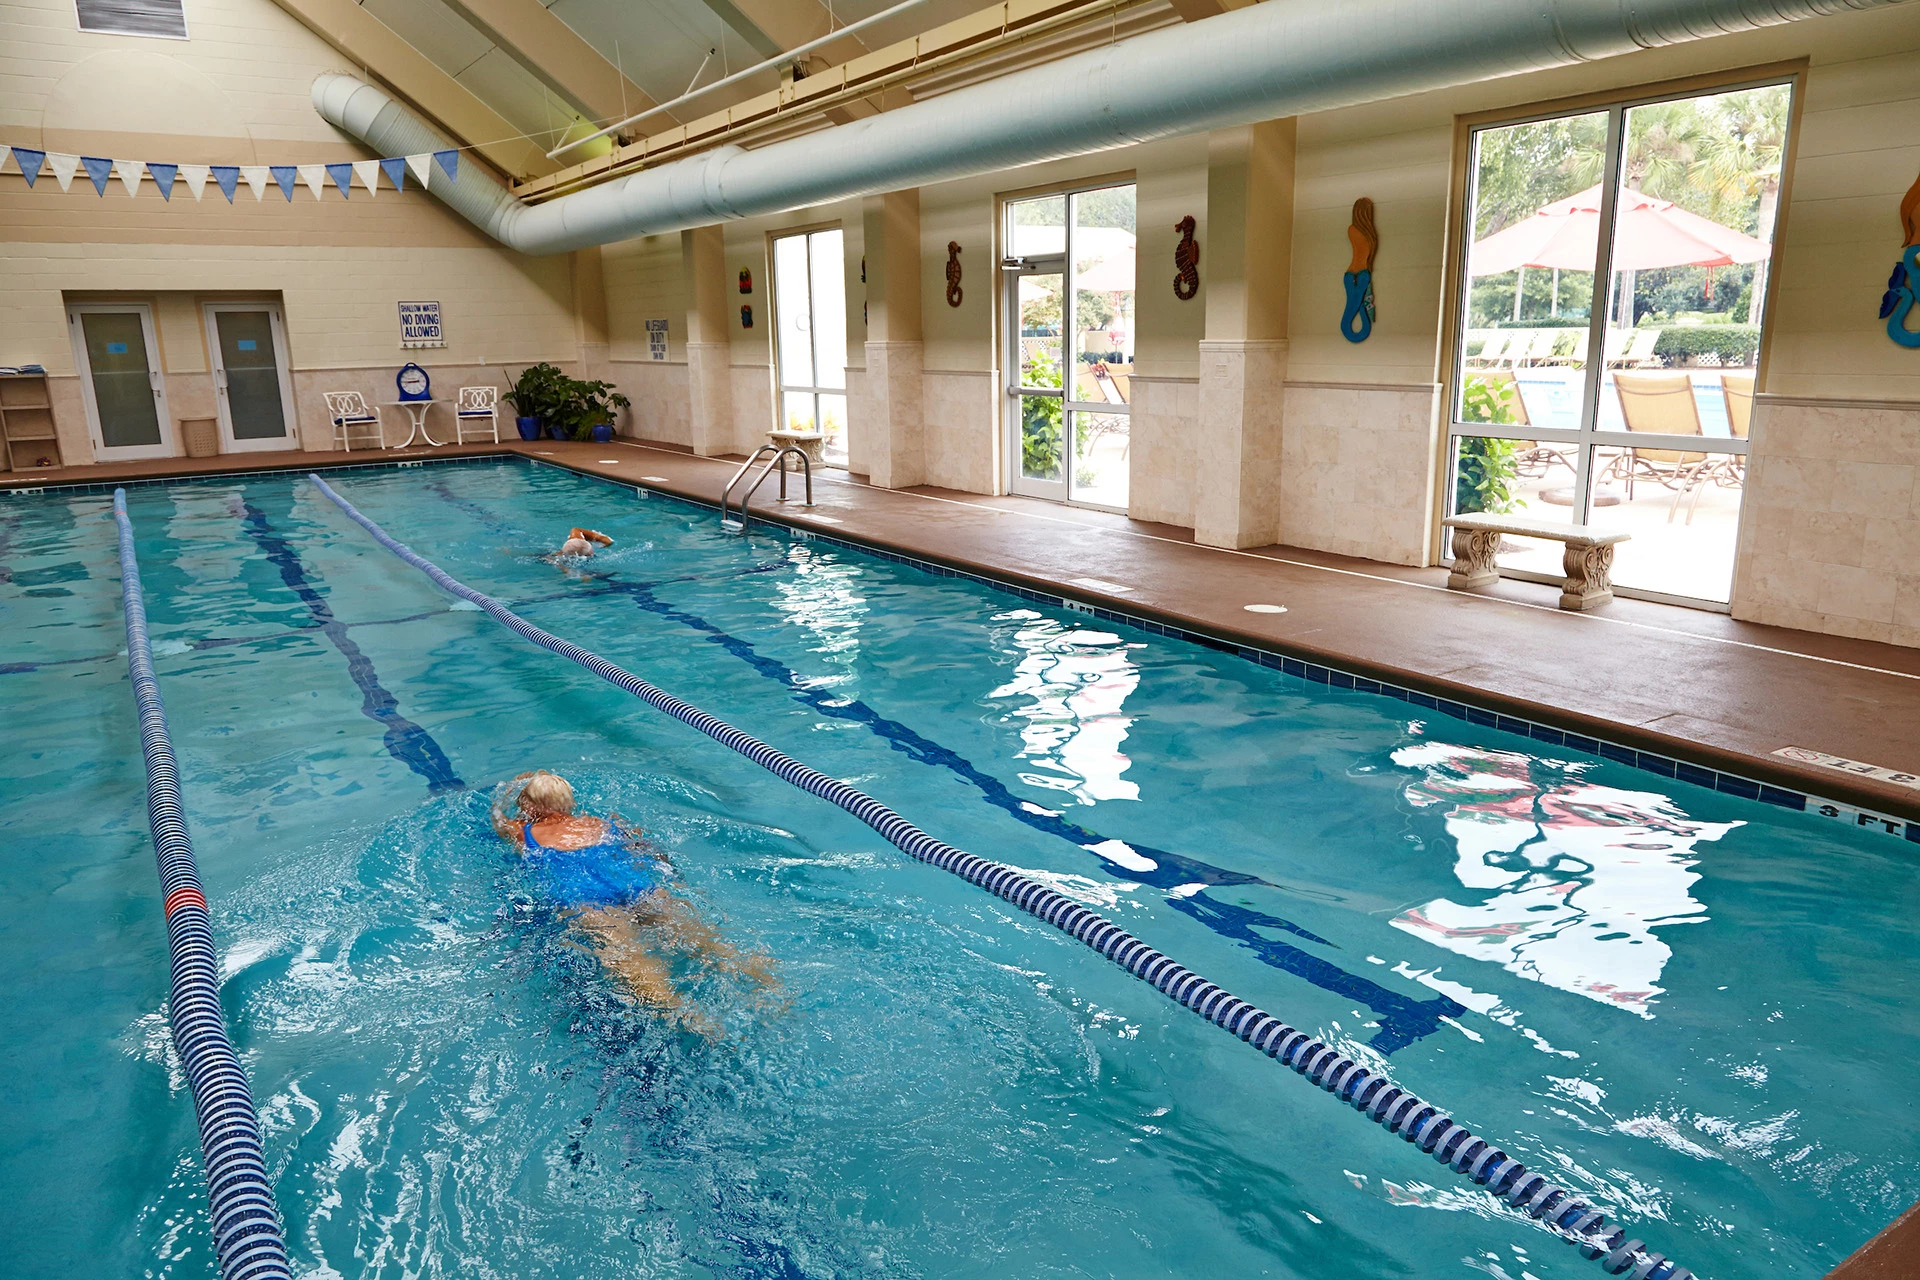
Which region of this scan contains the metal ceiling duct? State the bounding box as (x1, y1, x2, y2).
(314, 0, 1905, 256)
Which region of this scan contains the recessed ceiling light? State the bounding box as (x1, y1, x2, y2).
(1243, 603, 1288, 614)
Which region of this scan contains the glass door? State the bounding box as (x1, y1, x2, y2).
(68, 303, 172, 460)
(1448, 80, 1791, 606)
(205, 303, 296, 452)
(771, 228, 849, 466)
(1003, 184, 1135, 510)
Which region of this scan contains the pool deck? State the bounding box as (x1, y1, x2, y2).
(6, 438, 1919, 829)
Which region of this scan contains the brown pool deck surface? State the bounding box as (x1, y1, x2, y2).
(7, 437, 1919, 828)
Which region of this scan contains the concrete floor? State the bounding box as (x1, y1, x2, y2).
(6, 436, 1918, 825)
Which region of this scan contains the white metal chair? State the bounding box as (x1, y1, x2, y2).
(324, 391, 384, 451)
(455, 385, 501, 444)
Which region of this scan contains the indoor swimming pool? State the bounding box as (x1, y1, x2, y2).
(2, 457, 1914, 1279)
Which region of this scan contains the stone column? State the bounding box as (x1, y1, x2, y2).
(570, 244, 610, 386)
(682, 225, 733, 457)
(860, 190, 925, 489)
(1193, 119, 1294, 549)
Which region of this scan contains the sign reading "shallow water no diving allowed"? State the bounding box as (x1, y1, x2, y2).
(398, 300, 444, 349)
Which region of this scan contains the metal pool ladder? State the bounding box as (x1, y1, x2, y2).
(721, 444, 813, 534)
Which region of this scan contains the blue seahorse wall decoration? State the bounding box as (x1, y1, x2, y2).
(1341, 197, 1378, 343)
(1882, 245, 1920, 349)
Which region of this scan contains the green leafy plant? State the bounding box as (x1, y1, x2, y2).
(503, 362, 569, 423)
(1020, 352, 1064, 480)
(1455, 372, 1523, 515)
(1648, 323, 1759, 366)
(550, 377, 631, 441)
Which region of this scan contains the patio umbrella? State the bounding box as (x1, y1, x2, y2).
(1469, 184, 1771, 276)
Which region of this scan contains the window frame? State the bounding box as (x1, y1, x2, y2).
(1433, 62, 1809, 607)
(766, 222, 849, 466)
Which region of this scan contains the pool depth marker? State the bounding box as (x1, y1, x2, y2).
(310, 473, 1693, 1280)
(113, 490, 294, 1280)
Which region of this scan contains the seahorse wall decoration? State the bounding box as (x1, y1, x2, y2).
(945, 241, 963, 307)
(1879, 169, 1920, 348)
(1341, 197, 1379, 343)
(1173, 215, 1200, 300)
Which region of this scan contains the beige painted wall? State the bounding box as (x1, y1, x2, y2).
(0, 0, 585, 463)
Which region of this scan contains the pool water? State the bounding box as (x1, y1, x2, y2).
(1, 459, 1913, 1280)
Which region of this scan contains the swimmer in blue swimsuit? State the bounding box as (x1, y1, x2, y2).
(493, 770, 774, 1036)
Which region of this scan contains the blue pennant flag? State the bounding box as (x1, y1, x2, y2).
(269, 165, 297, 201)
(325, 162, 354, 198)
(211, 165, 240, 203)
(433, 149, 459, 181)
(81, 155, 113, 196)
(11, 147, 45, 188)
(379, 156, 408, 193)
(147, 162, 178, 201)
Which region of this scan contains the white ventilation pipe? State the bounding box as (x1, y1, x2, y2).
(315, 0, 1902, 256)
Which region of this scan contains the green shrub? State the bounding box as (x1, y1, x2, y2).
(1648, 324, 1759, 366)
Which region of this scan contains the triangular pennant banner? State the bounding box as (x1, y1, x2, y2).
(212, 165, 241, 202)
(0, 148, 9, 176)
(405, 153, 433, 189)
(379, 157, 408, 193)
(11, 147, 46, 188)
(81, 155, 113, 196)
(48, 152, 80, 192)
(433, 149, 459, 181)
(297, 164, 326, 200)
(325, 162, 354, 198)
(269, 165, 297, 201)
(147, 162, 177, 201)
(240, 166, 270, 202)
(179, 163, 210, 202)
(352, 159, 380, 197)
(114, 159, 146, 198)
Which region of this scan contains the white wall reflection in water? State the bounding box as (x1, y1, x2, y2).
(988, 611, 1142, 805)
(769, 547, 868, 671)
(1390, 740, 1739, 1017)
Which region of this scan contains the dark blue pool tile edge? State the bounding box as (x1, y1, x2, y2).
(0, 452, 506, 498)
(17, 452, 1914, 847)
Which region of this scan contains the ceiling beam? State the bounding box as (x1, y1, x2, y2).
(1165, 0, 1254, 18)
(708, 0, 891, 122)
(267, 0, 557, 177)
(436, 0, 667, 128)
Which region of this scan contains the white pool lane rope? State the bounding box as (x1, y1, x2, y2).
(114, 490, 294, 1280)
(310, 474, 1692, 1280)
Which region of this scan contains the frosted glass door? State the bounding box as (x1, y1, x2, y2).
(210, 307, 293, 447)
(79, 311, 163, 450)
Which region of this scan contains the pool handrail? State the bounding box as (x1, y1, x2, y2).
(112, 489, 294, 1280)
(308, 471, 1695, 1280)
(720, 444, 781, 533)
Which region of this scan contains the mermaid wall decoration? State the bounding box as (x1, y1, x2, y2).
(1880, 170, 1920, 349)
(1341, 197, 1378, 343)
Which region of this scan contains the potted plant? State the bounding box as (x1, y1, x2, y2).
(503, 363, 568, 440)
(550, 376, 631, 443)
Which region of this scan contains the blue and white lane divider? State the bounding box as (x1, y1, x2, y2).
(310, 473, 1691, 1280)
(114, 490, 293, 1280)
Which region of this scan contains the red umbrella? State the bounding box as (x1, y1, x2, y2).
(1470, 184, 1771, 276)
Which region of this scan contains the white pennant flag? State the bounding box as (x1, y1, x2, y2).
(114, 158, 146, 198)
(47, 152, 80, 192)
(0, 149, 11, 176)
(240, 165, 270, 202)
(177, 163, 210, 202)
(297, 163, 327, 200)
(352, 158, 381, 197)
(405, 152, 433, 189)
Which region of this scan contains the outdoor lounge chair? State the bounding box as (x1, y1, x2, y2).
(1608, 328, 1662, 368)
(1712, 371, 1754, 486)
(1466, 333, 1513, 367)
(1477, 371, 1571, 478)
(1601, 370, 1715, 522)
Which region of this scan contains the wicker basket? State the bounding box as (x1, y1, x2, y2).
(180, 417, 219, 459)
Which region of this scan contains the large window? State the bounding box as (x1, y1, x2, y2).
(1003, 183, 1135, 511)
(772, 228, 849, 466)
(1449, 80, 1791, 605)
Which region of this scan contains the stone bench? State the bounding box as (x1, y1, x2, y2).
(1442, 513, 1630, 611)
(768, 428, 826, 472)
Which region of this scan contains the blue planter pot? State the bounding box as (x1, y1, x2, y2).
(516, 416, 540, 441)
(546, 424, 567, 441)
(590, 423, 614, 443)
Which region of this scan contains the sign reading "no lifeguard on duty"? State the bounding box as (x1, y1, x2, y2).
(398, 300, 445, 349)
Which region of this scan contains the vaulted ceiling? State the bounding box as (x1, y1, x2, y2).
(274, 0, 1193, 180)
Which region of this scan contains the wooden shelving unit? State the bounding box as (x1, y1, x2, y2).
(0, 373, 62, 472)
